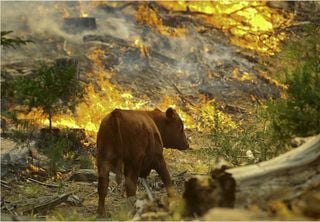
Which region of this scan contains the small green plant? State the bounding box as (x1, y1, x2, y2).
(111, 204, 132, 221)
(49, 208, 96, 221)
(79, 155, 94, 169)
(205, 105, 287, 166)
(43, 135, 69, 175)
(37, 129, 87, 175)
(14, 62, 83, 130)
(24, 184, 43, 198)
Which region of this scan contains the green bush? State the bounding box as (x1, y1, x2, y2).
(42, 134, 70, 176)
(267, 24, 320, 138)
(196, 104, 287, 166)
(79, 155, 94, 169)
(37, 128, 86, 175)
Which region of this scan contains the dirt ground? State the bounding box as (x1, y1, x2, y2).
(1, 133, 215, 221)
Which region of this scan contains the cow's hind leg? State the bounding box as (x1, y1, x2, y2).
(97, 162, 110, 217)
(124, 163, 141, 197)
(154, 154, 175, 197)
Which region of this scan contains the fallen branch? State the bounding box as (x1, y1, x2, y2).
(1, 180, 11, 189)
(21, 192, 73, 214)
(82, 191, 97, 201)
(140, 178, 154, 202)
(1, 183, 11, 190)
(27, 178, 59, 188)
(170, 82, 196, 107)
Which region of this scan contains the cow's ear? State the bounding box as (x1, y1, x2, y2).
(166, 107, 175, 119)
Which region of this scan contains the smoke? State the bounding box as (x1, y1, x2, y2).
(1, 1, 254, 76)
(1, 1, 141, 62)
(2, 1, 140, 41)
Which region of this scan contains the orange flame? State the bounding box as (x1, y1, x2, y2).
(132, 37, 148, 57)
(17, 46, 236, 140)
(54, 2, 70, 17)
(78, 0, 89, 17)
(157, 1, 293, 55)
(135, 3, 186, 38)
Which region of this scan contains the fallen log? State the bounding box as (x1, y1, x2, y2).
(227, 134, 320, 207)
(183, 134, 320, 217)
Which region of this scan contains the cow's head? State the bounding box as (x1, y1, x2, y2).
(162, 108, 189, 150)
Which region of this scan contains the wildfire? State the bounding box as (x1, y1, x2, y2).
(54, 1, 91, 18)
(17, 46, 236, 140)
(53, 2, 70, 18)
(157, 1, 293, 55)
(156, 95, 236, 132)
(135, 3, 186, 38)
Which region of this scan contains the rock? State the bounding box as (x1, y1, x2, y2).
(69, 169, 97, 182)
(1, 145, 30, 178)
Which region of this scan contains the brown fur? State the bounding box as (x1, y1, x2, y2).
(96, 108, 189, 217)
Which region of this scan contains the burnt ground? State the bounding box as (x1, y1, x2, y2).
(1, 140, 214, 221)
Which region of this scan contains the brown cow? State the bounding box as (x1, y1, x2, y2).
(96, 107, 189, 217)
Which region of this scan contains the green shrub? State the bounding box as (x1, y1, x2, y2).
(79, 155, 94, 169)
(267, 24, 320, 138)
(14, 62, 83, 130)
(42, 134, 70, 175)
(36, 128, 86, 175)
(203, 105, 289, 166)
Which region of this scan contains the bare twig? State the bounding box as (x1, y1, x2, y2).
(170, 82, 196, 107)
(1, 183, 11, 190)
(0, 180, 9, 185)
(3, 203, 18, 217)
(27, 178, 59, 188)
(141, 179, 154, 202)
(174, 170, 188, 177)
(83, 191, 97, 200)
(1, 180, 11, 189)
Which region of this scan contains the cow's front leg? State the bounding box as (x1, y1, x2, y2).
(97, 163, 110, 217)
(153, 154, 176, 197)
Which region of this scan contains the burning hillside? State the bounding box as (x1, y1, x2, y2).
(1, 1, 293, 138)
(3, 1, 320, 221)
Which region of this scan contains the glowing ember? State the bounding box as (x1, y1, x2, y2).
(231, 68, 253, 82)
(27, 163, 46, 174)
(78, 0, 89, 17)
(132, 37, 148, 57)
(157, 1, 293, 55)
(53, 2, 70, 18)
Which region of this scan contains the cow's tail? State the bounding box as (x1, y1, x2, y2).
(111, 110, 124, 185)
